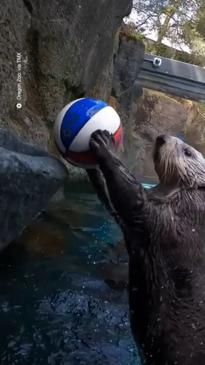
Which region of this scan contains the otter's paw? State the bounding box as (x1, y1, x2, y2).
(89, 130, 115, 161)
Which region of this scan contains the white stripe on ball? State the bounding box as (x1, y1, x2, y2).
(69, 106, 120, 152)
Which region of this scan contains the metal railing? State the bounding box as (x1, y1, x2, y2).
(137, 53, 205, 101)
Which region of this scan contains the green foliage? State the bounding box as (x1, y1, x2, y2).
(121, 23, 204, 65)
(127, 0, 205, 60)
(120, 24, 145, 42)
(144, 35, 204, 66)
(145, 40, 175, 58)
(196, 1, 205, 38)
(181, 1, 205, 58)
(198, 102, 205, 116)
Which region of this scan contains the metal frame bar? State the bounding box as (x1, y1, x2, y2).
(137, 53, 205, 101)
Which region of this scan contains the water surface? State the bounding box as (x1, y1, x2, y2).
(0, 183, 143, 365)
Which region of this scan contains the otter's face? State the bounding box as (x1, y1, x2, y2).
(153, 135, 205, 188)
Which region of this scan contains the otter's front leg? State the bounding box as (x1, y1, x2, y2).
(86, 168, 123, 227)
(89, 130, 147, 227)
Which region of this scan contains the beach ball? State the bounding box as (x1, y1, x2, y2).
(54, 97, 122, 168)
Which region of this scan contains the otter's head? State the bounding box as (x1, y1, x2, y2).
(153, 135, 205, 188)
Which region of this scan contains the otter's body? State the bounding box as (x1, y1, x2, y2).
(129, 186, 205, 365)
(88, 132, 205, 365)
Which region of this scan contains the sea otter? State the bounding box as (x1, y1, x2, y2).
(87, 131, 205, 365)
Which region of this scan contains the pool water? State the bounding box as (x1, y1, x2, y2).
(0, 182, 148, 365)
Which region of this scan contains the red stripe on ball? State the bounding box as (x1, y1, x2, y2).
(114, 125, 123, 146)
(65, 150, 97, 165)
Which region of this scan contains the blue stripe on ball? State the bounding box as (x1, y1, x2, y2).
(60, 98, 108, 149)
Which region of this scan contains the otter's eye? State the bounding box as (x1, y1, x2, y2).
(184, 148, 192, 157)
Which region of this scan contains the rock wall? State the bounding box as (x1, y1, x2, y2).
(130, 90, 197, 180)
(0, 2, 140, 248)
(112, 25, 205, 182)
(2, 4, 203, 184)
(0, 128, 66, 251)
(0, 0, 143, 249)
(116, 88, 204, 182)
(0, 0, 132, 149)
(112, 26, 145, 169)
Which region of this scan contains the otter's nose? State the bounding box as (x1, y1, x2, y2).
(156, 135, 167, 148)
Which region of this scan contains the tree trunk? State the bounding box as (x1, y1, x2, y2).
(155, 1, 181, 53)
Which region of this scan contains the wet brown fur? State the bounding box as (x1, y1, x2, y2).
(89, 132, 205, 365)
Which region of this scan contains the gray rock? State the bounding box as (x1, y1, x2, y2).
(0, 0, 132, 146)
(0, 128, 67, 251)
(113, 31, 145, 169)
(113, 36, 144, 99)
(0, 0, 133, 181)
(0, 128, 50, 157)
(30, 0, 132, 120)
